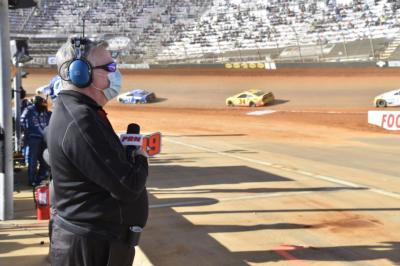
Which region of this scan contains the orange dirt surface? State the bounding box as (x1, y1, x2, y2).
(24, 67, 400, 142)
(19, 67, 400, 266)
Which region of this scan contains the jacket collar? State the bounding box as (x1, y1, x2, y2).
(58, 90, 101, 109)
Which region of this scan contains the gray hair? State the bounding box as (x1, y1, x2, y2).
(56, 38, 108, 90)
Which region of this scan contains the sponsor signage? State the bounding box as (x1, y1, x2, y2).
(265, 62, 277, 70)
(48, 56, 57, 65)
(119, 63, 150, 69)
(30, 57, 47, 65)
(120, 132, 162, 156)
(120, 134, 143, 146)
(388, 61, 400, 67)
(368, 111, 400, 130)
(224, 62, 270, 69)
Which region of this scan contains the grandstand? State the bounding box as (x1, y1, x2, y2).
(8, 0, 400, 65)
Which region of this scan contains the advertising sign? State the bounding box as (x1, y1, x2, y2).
(120, 132, 162, 156)
(368, 111, 400, 130)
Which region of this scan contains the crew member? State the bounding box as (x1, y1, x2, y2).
(47, 38, 149, 266)
(20, 95, 51, 186)
(38, 75, 63, 100)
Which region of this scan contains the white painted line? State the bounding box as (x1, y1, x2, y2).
(150, 199, 215, 209)
(296, 172, 360, 188)
(164, 138, 400, 199)
(244, 110, 365, 116)
(164, 138, 273, 167)
(281, 110, 365, 114)
(247, 110, 277, 116)
(369, 188, 400, 199)
(149, 188, 211, 193)
(220, 191, 314, 202)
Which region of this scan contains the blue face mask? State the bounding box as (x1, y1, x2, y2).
(103, 70, 122, 101)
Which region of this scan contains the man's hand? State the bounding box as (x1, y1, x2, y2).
(134, 148, 148, 158)
(129, 148, 148, 164)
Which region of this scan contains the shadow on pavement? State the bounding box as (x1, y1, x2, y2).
(0, 240, 48, 255)
(142, 164, 388, 265)
(236, 242, 400, 264)
(0, 254, 50, 266)
(148, 165, 291, 189)
(179, 207, 400, 215)
(149, 186, 367, 195)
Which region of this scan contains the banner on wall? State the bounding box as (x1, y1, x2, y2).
(387, 61, 400, 67)
(368, 111, 400, 130)
(48, 56, 57, 65)
(30, 57, 47, 65)
(224, 62, 276, 70)
(119, 63, 150, 69)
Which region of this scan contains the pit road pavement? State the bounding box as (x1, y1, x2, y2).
(140, 132, 400, 266)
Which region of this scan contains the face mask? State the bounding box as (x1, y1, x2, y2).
(102, 70, 122, 101)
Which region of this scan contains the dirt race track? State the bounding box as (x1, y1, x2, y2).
(25, 68, 400, 265)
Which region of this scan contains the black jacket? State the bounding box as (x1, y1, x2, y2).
(47, 90, 148, 238)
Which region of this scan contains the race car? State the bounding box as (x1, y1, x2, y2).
(35, 75, 62, 100)
(35, 85, 50, 95)
(117, 89, 156, 104)
(374, 89, 400, 107)
(226, 89, 275, 107)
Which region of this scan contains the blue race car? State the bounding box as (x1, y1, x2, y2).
(117, 89, 156, 104)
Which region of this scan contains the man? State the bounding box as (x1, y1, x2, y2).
(38, 75, 63, 101)
(47, 38, 149, 266)
(20, 95, 51, 186)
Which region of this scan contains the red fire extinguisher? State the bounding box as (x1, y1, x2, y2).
(34, 184, 50, 220)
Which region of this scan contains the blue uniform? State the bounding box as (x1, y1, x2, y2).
(20, 105, 51, 185)
(42, 75, 62, 100)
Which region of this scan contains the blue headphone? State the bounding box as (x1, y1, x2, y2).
(59, 38, 92, 88)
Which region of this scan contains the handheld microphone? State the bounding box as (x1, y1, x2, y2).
(126, 123, 140, 161)
(120, 126, 161, 157)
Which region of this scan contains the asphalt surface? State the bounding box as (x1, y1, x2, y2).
(141, 135, 400, 265)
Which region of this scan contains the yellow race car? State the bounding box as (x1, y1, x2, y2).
(226, 89, 275, 107)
